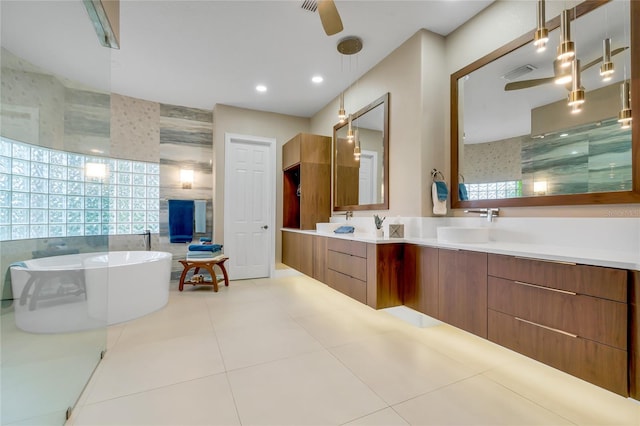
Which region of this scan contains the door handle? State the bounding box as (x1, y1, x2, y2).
(262, 225, 269, 230)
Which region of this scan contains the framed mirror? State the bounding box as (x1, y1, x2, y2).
(333, 92, 389, 211)
(451, 0, 639, 208)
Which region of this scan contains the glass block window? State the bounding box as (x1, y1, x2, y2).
(0, 137, 160, 241)
(464, 180, 522, 201)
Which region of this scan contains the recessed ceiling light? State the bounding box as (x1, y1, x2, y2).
(312, 75, 323, 84)
(256, 84, 267, 92)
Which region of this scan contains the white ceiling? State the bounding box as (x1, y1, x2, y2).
(1, 0, 493, 118)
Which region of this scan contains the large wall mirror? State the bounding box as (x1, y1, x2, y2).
(451, 0, 639, 208)
(333, 92, 389, 211)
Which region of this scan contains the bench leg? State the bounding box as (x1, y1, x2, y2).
(217, 261, 230, 287)
(178, 265, 192, 292)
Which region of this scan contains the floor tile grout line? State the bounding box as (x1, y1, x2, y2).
(222, 371, 245, 426)
(80, 371, 230, 408)
(480, 370, 581, 425)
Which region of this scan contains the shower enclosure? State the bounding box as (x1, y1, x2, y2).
(1, 2, 112, 424)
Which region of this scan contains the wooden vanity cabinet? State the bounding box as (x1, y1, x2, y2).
(326, 239, 368, 304)
(282, 133, 331, 230)
(438, 249, 488, 338)
(403, 245, 439, 318)
(631, 271, 640, 400)
(281, 231, 313, 277)
(325, 239, 404, 309)
(487, 253, 628, 396)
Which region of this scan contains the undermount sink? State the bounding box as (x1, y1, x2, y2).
(436, 226, 489, 244)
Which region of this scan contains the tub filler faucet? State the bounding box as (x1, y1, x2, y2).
(140, 229, 151, 250)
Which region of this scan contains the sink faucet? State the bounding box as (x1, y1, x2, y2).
(464, 208, 500, 222)
(337, 211, 353, 220)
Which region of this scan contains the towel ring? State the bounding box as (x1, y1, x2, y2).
(459, 173, 465, 183)
(431, 169, 445, 182)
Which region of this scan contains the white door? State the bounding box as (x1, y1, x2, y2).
(224, 133, 276, 280)
(358, 150, 378, 204)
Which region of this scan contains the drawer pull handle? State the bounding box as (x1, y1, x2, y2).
(514, 280, 577, 296)
(513, 256, 576, 266)
(515, 317, 578, 338)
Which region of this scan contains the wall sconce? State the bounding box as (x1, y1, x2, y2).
(180, 169, 194, 189)
(533, 0, 549, 53)
(618, 80, 632, 129)
(85, 162, 107, 180)
(533, 180, 548, 195)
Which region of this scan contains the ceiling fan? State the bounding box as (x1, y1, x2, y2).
(302, 0, 344, 36)
(504, 46, 628, 91)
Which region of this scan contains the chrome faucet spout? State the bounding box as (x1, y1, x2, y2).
(464, 208, 500, 222)
(337, 211, 353, 220)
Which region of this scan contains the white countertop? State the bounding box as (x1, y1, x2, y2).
(281, 228, 640, 270)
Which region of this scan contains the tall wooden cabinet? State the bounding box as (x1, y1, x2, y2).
(283, 133, 331, 230)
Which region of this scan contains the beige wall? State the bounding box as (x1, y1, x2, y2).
(311, 30, 447, 217)
(212, 104, 309, 263)
(445, 0, 637, 217)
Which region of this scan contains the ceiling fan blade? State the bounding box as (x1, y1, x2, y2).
(505, 77, 555, 91)
(317, 0, 343, 36)
(581, 46, 629, 72)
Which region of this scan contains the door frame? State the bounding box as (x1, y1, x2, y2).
(223, 133, 277, 279)
(360, 149, 378, 204)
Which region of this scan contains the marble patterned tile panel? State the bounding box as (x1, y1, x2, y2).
(160, 104, 213, 123)
(111, 94, 160, 162)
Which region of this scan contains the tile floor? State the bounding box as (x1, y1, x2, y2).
(67, 271, 640, 425)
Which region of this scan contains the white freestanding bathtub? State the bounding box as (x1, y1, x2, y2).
(9, 251, 172, 333)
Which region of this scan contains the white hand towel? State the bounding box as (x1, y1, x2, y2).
(432, 182, 447, 215)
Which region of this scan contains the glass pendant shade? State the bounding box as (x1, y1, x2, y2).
(599, 38, 614, 81)
(338, 93, 347, 123)
(568, 59, 585, 107)
(346, 115, 354, 142)
(557, 9, 575, 65)
(618, 80, 632, 129)
(353, 129, 361, 159)
(533, 0, 549, 52)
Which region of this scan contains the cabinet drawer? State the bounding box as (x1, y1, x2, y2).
(327, 238, 367, 258)
(488, 310, 628, 396)
(326, 269, 367, 304)
(488, 276, 627, 349)
(327, 250, 367, 281)
(488, 254, 627, 302)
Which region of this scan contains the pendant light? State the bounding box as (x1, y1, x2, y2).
(557, 9, 575, 67)
(346, 114, 354, 142)
(600, 38, 614, 82)
(353, 129, 361, 160)
(570, 103, 583, 115)
(533, 0, 549, 53)
(618, 80, 632, 129)
(338, 92, 347, 123)
(567, 59, 585, 109)
(553, 59, 572, 85)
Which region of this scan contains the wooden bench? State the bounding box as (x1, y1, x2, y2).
(178, 256, 229, 292)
